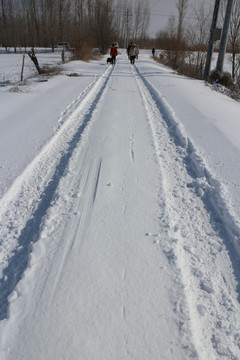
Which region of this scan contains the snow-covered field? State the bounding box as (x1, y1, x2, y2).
(0, 48, 240, 359)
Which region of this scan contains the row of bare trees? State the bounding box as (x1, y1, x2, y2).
(154, 0, 211, 78)
(0, 0, 149, 55)
(155, 0, 240, 82)
(224, 0, 240, 79)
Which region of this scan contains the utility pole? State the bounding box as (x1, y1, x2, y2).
(204, 0, 221, 81)
(216, 0, 234, 72)
(125, 8, 131, 49)
(126, 8, 129, 48)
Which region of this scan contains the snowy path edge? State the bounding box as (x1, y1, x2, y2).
(0, 65, 113, 320)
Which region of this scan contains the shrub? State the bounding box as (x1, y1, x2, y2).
(210, 70, 234, 88)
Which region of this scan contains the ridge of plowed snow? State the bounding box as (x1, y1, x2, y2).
(0, 65, 113, 319)
(133, 65, 240, 358)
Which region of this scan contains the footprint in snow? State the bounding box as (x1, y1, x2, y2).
(200, 279, 214, 294)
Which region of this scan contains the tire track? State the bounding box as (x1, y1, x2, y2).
(133, 64, 240, 359)
(39, 155, 103, 309)
(0, 65, 113, 321)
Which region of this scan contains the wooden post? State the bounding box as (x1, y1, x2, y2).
(21, 54, 25, 82)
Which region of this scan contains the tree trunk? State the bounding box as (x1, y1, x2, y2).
(27, 48, 44, 74)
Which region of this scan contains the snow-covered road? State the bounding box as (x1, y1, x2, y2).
(0, 51, 240, 359)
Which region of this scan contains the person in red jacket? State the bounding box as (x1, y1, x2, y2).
(110, 44, 118, 65)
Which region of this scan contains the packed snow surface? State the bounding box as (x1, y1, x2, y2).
(0, 49, 240, 359)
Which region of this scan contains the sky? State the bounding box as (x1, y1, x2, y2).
(148, 0, 179, 36)
(148, 0, 213, 37)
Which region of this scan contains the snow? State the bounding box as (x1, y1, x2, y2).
(0, 48, 240, 359)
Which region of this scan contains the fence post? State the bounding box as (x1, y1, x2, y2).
(21, 54, 25, 82)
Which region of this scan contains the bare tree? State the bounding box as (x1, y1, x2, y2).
(39, 0, 48, 47)
(75, 0, 86, 34)
(187, 0, 211, 77)
(170, 0, 188, 70)
(27, 47, 43, 74)
(113, 0, 127, 44)
(227, 0, 240, 79)
(57, 0, 71, 41)
(93, 0, 114, 53)
(167, 15, 177, 39)
(132, 0, 149, 40)
(176, 0, 188, 42)
(30, 0, 41, 46)
(0, 0, 9, 49)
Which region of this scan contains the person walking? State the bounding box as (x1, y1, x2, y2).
(129, 44, 137, 64)
(127, 42, 134, 58)
(110, 43, 118, 65)
(135, 45, 139, 59)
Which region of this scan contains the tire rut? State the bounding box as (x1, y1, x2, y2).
(0, 66, 113, 321)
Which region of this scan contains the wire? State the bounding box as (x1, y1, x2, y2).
(150, 0, 162, 9)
